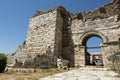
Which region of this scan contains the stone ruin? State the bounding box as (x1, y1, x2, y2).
(8, 0, 120, 68)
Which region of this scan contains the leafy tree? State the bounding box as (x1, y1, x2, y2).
(0, 54, 7, 73)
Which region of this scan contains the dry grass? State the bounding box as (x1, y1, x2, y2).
(0, 68, 68, 80)
(116, 75, 120, 78)
(116, 74, 120, 78)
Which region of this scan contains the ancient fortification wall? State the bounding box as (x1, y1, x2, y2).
(70, 0, 120, 67)
(26, 10, 57, 55)
(8, 0, 120, 68)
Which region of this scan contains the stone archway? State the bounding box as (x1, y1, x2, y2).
(81, 30, 108, 65)
(74, 30, 109, 67)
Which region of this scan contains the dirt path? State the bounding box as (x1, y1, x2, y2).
(39, 68, 120, 80)
(0, 68, 120, 80)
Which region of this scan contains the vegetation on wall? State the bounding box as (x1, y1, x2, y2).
(0, 53, 7, 73)
(108, 43, 120, 74)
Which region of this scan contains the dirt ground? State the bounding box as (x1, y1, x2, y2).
(0, 68, 67, 80)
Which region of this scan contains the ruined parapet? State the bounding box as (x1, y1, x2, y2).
(32, 6, 66, 18)
(72, 0, 120, 21)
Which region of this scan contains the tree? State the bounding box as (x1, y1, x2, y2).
(0, 54, 7, 73)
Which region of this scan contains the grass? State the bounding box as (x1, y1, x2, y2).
(115, 71, 120, 78)
(116, 74, 120, 78)
(0, 68, 68, 80)
(113, 70, 120, 78)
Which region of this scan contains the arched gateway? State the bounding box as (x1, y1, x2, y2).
(11, 0, 120, 68)
(74, 30, 108, 67)
(73, 29, 119, 67)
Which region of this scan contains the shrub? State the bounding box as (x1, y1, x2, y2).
(108, 52, 120, 70)
(0, 54, 7, 73)
(108, 43, 120, 73)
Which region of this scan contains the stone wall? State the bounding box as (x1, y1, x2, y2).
(71, 0, 120, 21)
(70, 0, 120, 67)
(10, 0, 120, 68)
(74, 46, 85, 67)
(14, 44, 27, 62)
(26, 10, 57, 55)
(102, 42, 120, 67)
(71, 15, 120, 45)
(71, 14, 120, 67)
(57, 7, 74, 65)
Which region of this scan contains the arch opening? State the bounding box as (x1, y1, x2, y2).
(80, 31, 106, 66)
(86, 36, 102, 53)
(85, 36, 103, 66)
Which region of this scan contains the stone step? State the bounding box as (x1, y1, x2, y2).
(85, 66, 104, 68)
(80, 66, 109, 71)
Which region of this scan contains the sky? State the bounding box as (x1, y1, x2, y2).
(87, 37, 102, 53)
(0, 0, 112, 54)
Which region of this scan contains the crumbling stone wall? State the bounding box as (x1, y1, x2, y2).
(9, 0, 120, 68)
(57, 6, 74, 66)
(71, 0, 120, 21)
(26, 10, 57, 56)
(71, 0, 120, 67)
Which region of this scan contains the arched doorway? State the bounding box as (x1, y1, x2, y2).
(85, 36, 103, 66)
(79, 30, 108, 66)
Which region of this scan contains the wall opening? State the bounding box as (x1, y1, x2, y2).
(84, 36, 103, 66)
(86, 36, 102, 53)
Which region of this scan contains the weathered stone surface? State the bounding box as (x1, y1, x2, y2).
(39, 68, 120, 80)
(8, 0, 120, 68)
(71, 0, 120, 21)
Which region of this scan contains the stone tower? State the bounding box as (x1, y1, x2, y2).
(11, 0, 120, 68)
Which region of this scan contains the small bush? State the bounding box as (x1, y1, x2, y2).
(108, 43, 120, 74)
(108, 52, 120, 73)
(0, 54, 7, 73)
